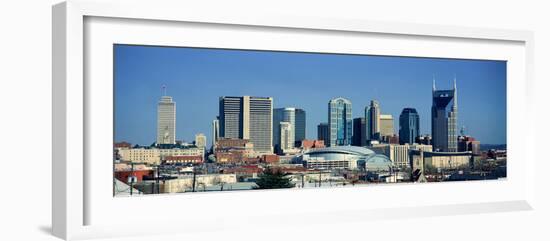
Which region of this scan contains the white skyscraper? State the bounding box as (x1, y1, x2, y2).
(157, 95, 176, 145)
(379, 114, 394, 137)
(279, 121, 293, 152)
(212, 117, 219, 149)
(195, 133, 207, 150)
(273, 107, 296, 152)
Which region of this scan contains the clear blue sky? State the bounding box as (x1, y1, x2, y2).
(114, 44, 506, 146)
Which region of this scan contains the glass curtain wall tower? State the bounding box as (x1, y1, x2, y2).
(328, 97, 353, 146)
(399, 108, 420, 144)
(431, 78, 458, 152)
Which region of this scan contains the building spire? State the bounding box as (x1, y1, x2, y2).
(453, 75, 458, 108)
(162, 85, 167, 96)
(432, 74, 436, 92)
(453, 74, 457, 90)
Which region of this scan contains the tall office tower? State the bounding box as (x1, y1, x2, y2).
(365, 100, 381, 141)
(248, 96, 273, 154)
(195, 133, 207, 150)
(219, 96, 273, 154)
(399, 108, 420, 144)
(273, 108, 306, 151)
(352, 117, 367, 146)
(219, 96, 242, 139)
(212, 117, 219, 150)
(157, 95, 176, 145)
(328, 97, 353, 146)
(317, 123, 329, 144)
(379, 114, 394, 137)
(273, 108, 295, 153)
(279, 122, 293, 152)
(295, 109, 306, 145)
(431, 78, 458, 152)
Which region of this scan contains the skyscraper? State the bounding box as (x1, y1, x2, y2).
(219, 96, 242, 139)
(279, 122, 293, 152)
(195, 133, 207, 150)
(365, 100, 381, 141)
(211, 117, 219, 152)
(248, 97, 273, 154)
(379, 114, 394, 137)
(317, 123, 329, 144)
(273, 107, 306, 151)
(212, 117, 219, 149)
(431, 78, 458, 152)
(273, 108, 295, 153)
(157, 95, 176, 145)
(219, 96, 273, 154)
(328, 97, 353, 146)
(399, 108, 420, 145)
(295, 109, 306, 145)
(352, 117, 366, 146)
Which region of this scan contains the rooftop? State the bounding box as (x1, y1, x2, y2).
(305, 146, 376, 156)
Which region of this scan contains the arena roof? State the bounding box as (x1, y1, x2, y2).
(305, 146, 376, 156)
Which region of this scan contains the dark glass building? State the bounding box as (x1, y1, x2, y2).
(295, 109, 306, 145)
(431, 79, 458, 152)
(399, 108, 420, 145)
(352, 117, 367, 146)
(317, 123, 329, 145)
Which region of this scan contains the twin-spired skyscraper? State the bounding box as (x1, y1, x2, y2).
(431, 78, 458, 152)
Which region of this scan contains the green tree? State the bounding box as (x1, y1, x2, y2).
(254, 167, 295, 189)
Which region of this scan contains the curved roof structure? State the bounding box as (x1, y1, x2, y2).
(329, 97, 352, 104)
(363, 154, 393, 172)
(305, 146, 375, 156)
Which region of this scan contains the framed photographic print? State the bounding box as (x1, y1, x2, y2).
(52, 0, 535, 240)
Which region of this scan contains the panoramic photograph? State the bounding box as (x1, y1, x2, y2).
(113, 44, 507, 196)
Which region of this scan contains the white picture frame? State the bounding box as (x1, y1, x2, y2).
(52, 0, 535, 240)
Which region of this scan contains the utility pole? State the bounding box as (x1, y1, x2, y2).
(318, 170, 322, 187)
(156, 164, 161, 194)
(192, 167, 197, 192)
(130, 162, 134, 196)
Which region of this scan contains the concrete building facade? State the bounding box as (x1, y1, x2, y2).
(380, 114, 394, 137)
(219, 96, 273, 154)
(157, 95, 176, 144)
(365, 100, 381, 141)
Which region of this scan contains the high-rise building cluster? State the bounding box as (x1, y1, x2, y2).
(150, 78, 464, 159)
(114, 77, 506, 197)
(150, 77, 464, 160)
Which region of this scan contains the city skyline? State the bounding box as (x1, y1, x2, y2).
(114, 45, 506, 146)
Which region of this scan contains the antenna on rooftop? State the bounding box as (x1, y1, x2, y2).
(432, 74, 436, 92)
